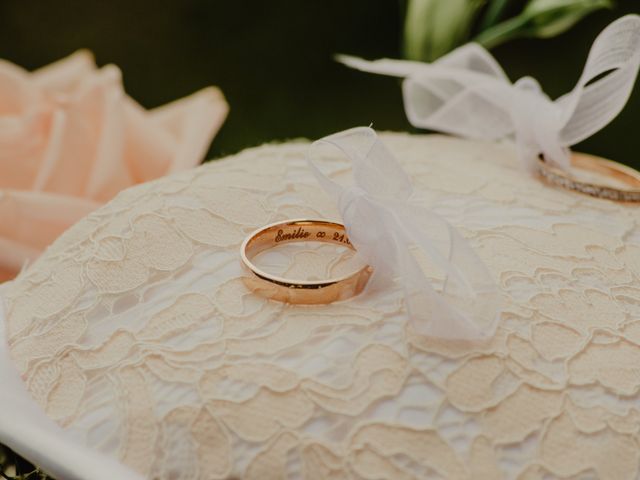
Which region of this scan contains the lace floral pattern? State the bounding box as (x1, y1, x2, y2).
(4, 133, 640, 479)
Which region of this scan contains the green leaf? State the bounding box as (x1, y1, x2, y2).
(474, 0, 614, 49)
(479, 0, 513, 30)
(403, 0, 488, 61)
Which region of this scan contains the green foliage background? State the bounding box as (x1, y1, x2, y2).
(0, 0, 637, 167)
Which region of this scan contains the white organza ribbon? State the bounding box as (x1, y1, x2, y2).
(338, 14, 640, 172)
(308, 127, 501, 340)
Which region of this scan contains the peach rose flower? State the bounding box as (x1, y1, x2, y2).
(0, 50, 228, 281)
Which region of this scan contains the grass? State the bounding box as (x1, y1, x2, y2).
(0, 445, 54, 480)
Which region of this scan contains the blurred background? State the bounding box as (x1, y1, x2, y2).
(0, 0, 638, 166)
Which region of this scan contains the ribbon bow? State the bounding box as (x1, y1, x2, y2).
(338, 14, 640, 172)
(308, 127, 500, 340)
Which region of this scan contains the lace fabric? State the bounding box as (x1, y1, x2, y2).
(3, 133, 640, 479)
(0, 283, 144, 480)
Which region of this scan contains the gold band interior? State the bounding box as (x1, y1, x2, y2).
(243, 220, 354, 260)
(571, 154, 640, 189)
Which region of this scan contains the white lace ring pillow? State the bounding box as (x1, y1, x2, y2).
(2, 133, 640, 480)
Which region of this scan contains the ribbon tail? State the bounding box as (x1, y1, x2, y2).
(392, 202, 501, 340)
(338, 15, 640, 179)
(404, 73, 515, 140)
(337, 43, 510, 81)
(308, 126, 501, 341)
(558, 14, 640, 146)
(335, 54, 427, 78)
(308, 126, 413, 200)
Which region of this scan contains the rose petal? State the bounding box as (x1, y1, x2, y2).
(32, 50, 96, 97)
(0, 51, 227, 282)
(151, 86, 228, 174)
(0, 60, 47, 189)
(84, 65, 130, 200)
(121, 97, 179, 184)
(38, 66, 130, 199)
(0, 189, 98, 276)
(122, 86, 228, 183)
(0, 59, 36, 116)
(0, 237, 40, 279)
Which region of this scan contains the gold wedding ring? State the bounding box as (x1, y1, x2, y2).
(538, 153, 640, 202)
(240, 219, 372, 304)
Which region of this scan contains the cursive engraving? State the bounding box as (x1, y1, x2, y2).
(332, 231, 351, 245)
(275, 227, 311, 242)
(272, 226, 351, 245)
